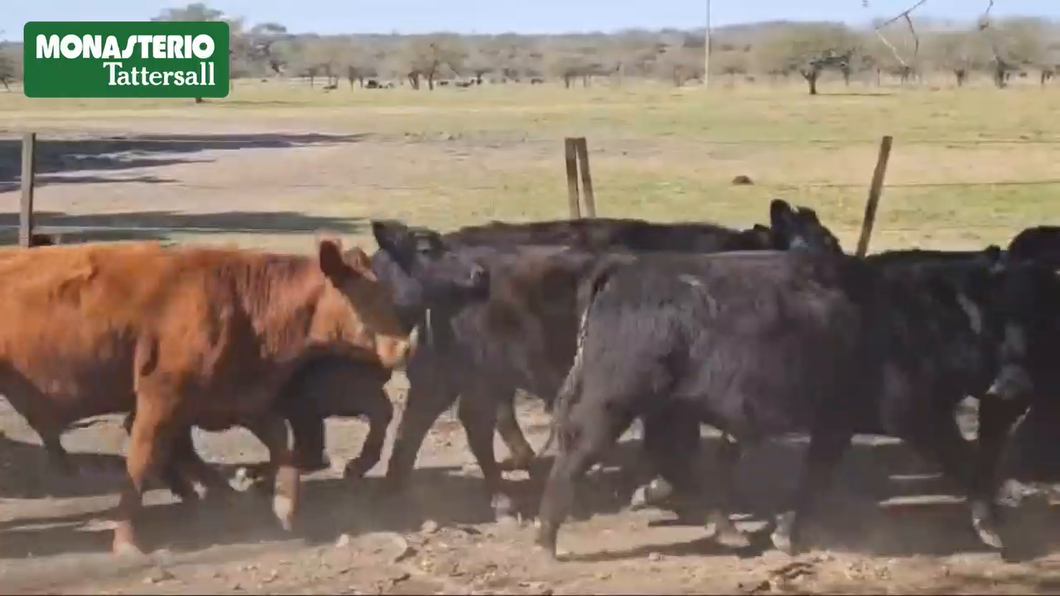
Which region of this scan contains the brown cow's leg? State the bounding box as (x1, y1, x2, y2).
(244, 415, 301, 531)
(496, 392, 538, 472)
(343, 389, 393, 479)
(113, 399, 177, 556)
(125, 413, 230, 501)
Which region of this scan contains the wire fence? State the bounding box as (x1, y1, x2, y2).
(1, 131, 1056, 251)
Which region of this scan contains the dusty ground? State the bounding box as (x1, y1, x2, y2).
(2, 81, 1060, 593)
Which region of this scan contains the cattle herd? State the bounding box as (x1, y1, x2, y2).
(3, 198, 1060, 565)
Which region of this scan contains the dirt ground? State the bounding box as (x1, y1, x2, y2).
(3, 98, 1060, 593)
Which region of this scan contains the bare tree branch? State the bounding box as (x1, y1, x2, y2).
(872, 0, 929, 68)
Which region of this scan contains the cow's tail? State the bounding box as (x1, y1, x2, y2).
(540, 254, 631, 455)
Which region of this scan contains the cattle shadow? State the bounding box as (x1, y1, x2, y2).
(0, 132, 368, 192)
(0, 437, 654, 560)
(0, 466, 534, 560)
(0, 433, 130, 500)
(557, 431, 1060, 563)
(0, 210, 366, 246)
(6, 425, 1060, 561)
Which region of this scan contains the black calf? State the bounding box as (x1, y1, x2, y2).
(535, 248, 1011, 558)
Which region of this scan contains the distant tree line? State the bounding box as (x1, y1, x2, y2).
(1, 3, 1058, 95)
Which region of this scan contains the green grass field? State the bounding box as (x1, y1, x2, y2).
(0, 78, 1058, 253)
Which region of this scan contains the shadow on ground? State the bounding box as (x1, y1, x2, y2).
(0, 132, 368, 192)
(7, 426, 1060, 562)
(0, 210, 365, 245)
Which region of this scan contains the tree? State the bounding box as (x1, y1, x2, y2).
(463, 47, 496, 85)
(980, 16, 1048, 88)
(246, 22, 292, 76)
(152, 3, 235, 103)
(0, 42, 19, 91)
(651, 44, 697, 86)
(345, 43, 381, 88)
(928, 29, 986, 87)
(713, 49, 749, 85)
(756, 23, 860, 95)
(401, 35, 465, 90)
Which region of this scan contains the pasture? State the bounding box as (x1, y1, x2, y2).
(2, 79, 1060, 594)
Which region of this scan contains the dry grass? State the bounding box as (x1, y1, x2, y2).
(0, 78, 1058, 252)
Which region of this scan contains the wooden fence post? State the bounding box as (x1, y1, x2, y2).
(573, 137, 596, 218)
(564, 137, 581, 219)
(855, 135, 894, 258)
(19, 133, 36, 248)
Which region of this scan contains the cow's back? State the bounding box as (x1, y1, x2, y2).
(0, 242, 173, 423)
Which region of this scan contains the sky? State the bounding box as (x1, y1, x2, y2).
(3, 0, 1058, 40)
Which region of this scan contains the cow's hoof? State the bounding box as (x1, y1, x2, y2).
(629, 478, 673, 511)
(342, 458, 371, 480)
(532, 529, 559, 560)
(972, 501, 1004, 550)
(273, 495, 296, 531)
(709, 512, 751, 549)
(770, 512, 799, 555)
(629, 485, 650, 510)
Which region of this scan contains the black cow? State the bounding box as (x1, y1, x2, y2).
(370, 200, 844, 520)
(979, 257, 1060, 483)
(533, 247, 1015, 558)
(1007, 225, 1060, 268)
(223, 200, 842, 512)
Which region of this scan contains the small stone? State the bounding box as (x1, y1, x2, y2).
(648, 552, 662, 562)
(421, 519, 439, 534)
(336, 533, 352, 548)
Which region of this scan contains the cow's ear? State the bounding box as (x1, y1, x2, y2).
(371, 220, 412, 254)
(318, 237, 351, 281)
(796, 206, 820, 223)
(345, 246, 374, 277)
(769, 199, 795, 230)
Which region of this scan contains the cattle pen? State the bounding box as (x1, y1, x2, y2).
(2, 80, 1060, 594)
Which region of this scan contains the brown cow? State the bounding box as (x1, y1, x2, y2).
(0, 238, 414, 556)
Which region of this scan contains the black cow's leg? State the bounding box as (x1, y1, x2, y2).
(290, 414, 330, 473)
(772, 428, 852, 555)
(640, 410, 749, 547)
(122, 411, 203, 498)
(496, 390, 538, 472)
(977, 396, 1030, 505)
(343, 390, 394, 479)
(535, 397, 634, 558)
(243, 414, 301, 532)
(384, 365, 460, 492)
(907, 411, 1006, 549)
(457, 381, 517, 520)
(631, 413, 696, 510)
